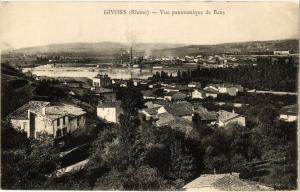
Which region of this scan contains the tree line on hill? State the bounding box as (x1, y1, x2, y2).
(151, 56, 297, 92)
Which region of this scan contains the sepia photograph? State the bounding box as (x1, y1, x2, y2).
(0, 0, 299, 190)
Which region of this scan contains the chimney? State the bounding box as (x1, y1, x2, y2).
(27, 109, 31, 119)
(232, 172, 240, 177)
(130, 47, 133, 65)
(42, 107, 46, 115)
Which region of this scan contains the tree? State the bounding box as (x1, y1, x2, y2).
(1, 132, 60, 189)
(1, 122, 30, 151)
(93, 166, 170, 190)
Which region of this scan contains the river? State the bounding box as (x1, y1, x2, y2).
(22, 64, 193, 80)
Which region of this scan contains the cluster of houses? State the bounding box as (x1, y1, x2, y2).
(139, 100, 246, 135)
(141, 81, 244, 101)
(7, 99, 296, 142)
(6, 73, 297, 142)
(147, 54, 239, 65)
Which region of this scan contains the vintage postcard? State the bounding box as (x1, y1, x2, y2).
(0, 0, 299, 191)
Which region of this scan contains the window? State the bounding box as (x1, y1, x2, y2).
(77, 116, 80, 127)
(57, 118, 60, 126)
(62, 127, 67, 135)
(23, 122, 28, 129)
(56, 129, 62, 137)
(63, 116, 66, 125)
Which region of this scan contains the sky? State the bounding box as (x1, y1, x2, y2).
(0, 1, 299, 49)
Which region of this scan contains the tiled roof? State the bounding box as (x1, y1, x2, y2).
(97, 101, 122, 108)
(217, 110, 241, 123)
(184, 174, 227, 189)
(173, 92, 187, 99)
(165, 92, 187, 100)
(183, 173, 273, 191)
(142, 107, 161, 116)
(165, 91, 178, 96)
(175, 84, 189, 91)
(164, 101, 193, 116)
(168, 117, 193, 134)
(194, 106, 217, 121)
(212, 175, 274, 191)
(45, 103, 86, 120)
(152, 100, 170, 106)
(7, 101, 86, 121)
(144, 101, 162, 109)
(7, 101, 50, 120)
(156, 112, 175, 126)
(204, 87, 219, 93)
(142, 90, 155, 97)
(280, 104, 298, 115)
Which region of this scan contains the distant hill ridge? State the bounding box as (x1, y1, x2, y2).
(153, 39, 299, 56)
(10, 42, 186, 54)
(7, 39, 299, 55)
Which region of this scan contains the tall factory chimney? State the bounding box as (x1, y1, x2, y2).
(130, 47, 133, 65)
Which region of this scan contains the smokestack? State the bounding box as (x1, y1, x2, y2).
(130, 47, 133, 65)
(120, 52, 123, 64)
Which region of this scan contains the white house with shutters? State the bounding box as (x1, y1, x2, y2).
(8, 101, 86, 139)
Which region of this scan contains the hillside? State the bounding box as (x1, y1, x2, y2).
(9, 42, 186, 54)
(6, 39, 298, 56)
(1, 64, 33, 117)
(151, 39, 299, 57)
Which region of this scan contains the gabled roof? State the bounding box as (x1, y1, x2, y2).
(217, 110, 241, 123)
(7, 101, 86, 121)
(183, 173, 273, 191)
(142, 107, 162, 116)
(204, 87, 219, 93)
(165, 91, 179, 97)
(45, 104, 86, 120)
(8, 101, 50, 120)
(144, 101, 162, 109)
(170, 92, 187, 100)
